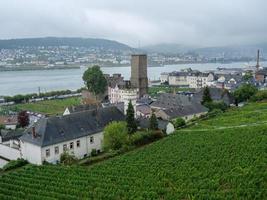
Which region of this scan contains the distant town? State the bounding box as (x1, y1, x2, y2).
(0, 37, 266, 71)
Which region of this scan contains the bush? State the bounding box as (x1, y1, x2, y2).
(91, 149, 98, 157)
(60, 152, 77, 165)
(79, 150, 120, 166)
(204, 101, 228, 112)
(250, 90, 267, 102)
(207, 109, 223, 118)
(174, 117, 186, 128)
(130, 130, 164, 146)
(103, 121, 129, 151)
(2, 159, 28, 171)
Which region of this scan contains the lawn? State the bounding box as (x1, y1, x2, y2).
(7, 97, 81, 116)
(0, 102, 266, 199)
(148, 85, 195, 97)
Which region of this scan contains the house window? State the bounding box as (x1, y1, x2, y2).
(90, 136, 94, 144)
(63, 144, 67, 151)
(77, 140, 80, 148)
(70, 142, 74, 149)
(55, 146, 59, 155)
(46, 149, 50, 157)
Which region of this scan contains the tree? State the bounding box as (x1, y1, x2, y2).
(233, 84, 257, 105)
(243, 72, 253, 82)
(82, 65, 107, 100)
(103, 121, 128, 151)
(126, 101, 137, 134)
(17, 111, 29, 128)
(201, 86, 212, 104)
(149, 113, 158, 130)
(174, 117, 186, 129)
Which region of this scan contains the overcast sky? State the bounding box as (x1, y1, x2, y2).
(0, 0, 267, 47)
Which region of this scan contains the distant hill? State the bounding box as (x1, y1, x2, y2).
(0, 37, 133, 51)
(142, 43, 196, 54)
(142, 43, 267, 58)
(194, 44, 267, 58)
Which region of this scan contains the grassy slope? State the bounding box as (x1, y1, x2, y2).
(10, 97, 81, 116)
(0, 103, 267, 199)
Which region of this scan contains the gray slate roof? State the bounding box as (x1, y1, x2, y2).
(150, 93, 199, 109)
(194, 87, 233, 105)
(138, 118, 170, 131)
(20, 106, 125, 147)
(162, 105, 208, 119)
(66, 104, 100, 114)
(0, 129, 24, 142)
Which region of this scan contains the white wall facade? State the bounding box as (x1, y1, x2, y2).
(187, 73, 214, 88)
(168, 75, 188, 86)
(121, 89, 138, 116)
(108, 85, 123, 104)
(20, 142, 42, 165)
(40, 132, 103, 164)
(160, 73, 169, 84)
(0, 144, 21, 160)
(5, 124, 17, 130)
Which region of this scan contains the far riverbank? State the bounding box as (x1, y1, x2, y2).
(1, 61, 265, 96)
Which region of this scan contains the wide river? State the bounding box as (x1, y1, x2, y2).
(0, 62, 265, 96)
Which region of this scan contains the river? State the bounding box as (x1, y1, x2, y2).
(0, 62, 264, 96)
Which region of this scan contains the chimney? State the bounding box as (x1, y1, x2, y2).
(32, 127, 36, 138)
(256, 49, 260, 70)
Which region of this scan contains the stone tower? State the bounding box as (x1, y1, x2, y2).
(130, 54, 148, 98)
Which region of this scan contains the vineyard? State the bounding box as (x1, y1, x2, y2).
(0, 103, 267, 199)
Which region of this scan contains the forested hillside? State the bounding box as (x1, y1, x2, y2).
(0, 37, 132, 51)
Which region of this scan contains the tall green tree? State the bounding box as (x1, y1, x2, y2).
(82, 65, 107, 100)
(201, 86, 212, 104)
(126, 100, 137, 134)
(149, 113, 158, 130)
(103, 121, 128, 151)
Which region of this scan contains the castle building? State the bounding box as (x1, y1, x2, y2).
(130, 55, 148, 98)
(121, 89, 139, 117)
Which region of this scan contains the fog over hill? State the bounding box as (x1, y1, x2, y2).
(0, 37, 133, 51)
(143, 43, 267, 58)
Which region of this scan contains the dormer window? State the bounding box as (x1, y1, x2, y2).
(59, 129, 65, 135)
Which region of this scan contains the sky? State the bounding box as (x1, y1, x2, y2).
(0, 0, 267, 47)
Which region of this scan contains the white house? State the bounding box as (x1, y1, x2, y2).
(0, 115, 18, 130)
(20, 107, 125, 165)
(187, 72, 214, 88)
(168, 72, 188, 86)
(160, 72, 169, 84)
